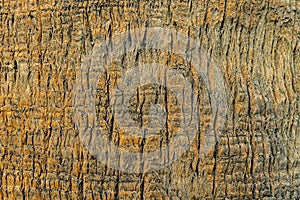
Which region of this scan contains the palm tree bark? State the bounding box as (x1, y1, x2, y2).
(0, 0, 299, 199)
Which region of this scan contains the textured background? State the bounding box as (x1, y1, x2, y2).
(0, 0, 299, 199)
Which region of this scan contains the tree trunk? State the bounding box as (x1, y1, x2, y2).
(0, 0, 299, 199)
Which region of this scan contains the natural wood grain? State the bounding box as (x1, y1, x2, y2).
(0, 0, 299, 199)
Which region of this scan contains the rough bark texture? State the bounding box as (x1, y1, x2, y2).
(0, 0, 299, 199)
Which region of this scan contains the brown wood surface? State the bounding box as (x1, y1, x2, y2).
(0, 0, 299, 199)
